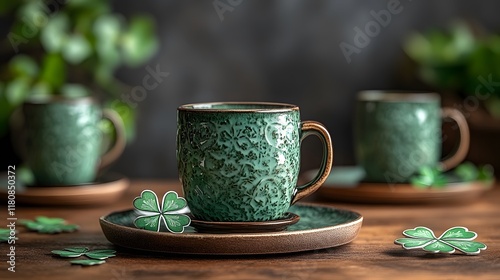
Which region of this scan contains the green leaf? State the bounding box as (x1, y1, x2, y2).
(70, 259, 106, 266)
(40, 13, 69, 53)
(134, 215, 161, 232)
(121, 16, 158, 66)
(0, 228, 14, 243)
(394, 238, 434, 249)
(62, 34, 92, 64)
(133, 190, 160, 212)
(477, 165, 495, 183)
(60, 84, 90, 98)
(85, 249, 116, 260)
(445, 241, 487, 255)
(410, 166, 447, 189)
(107, 100, 135, 141)
(21, 216, 79, 234)
(39, 53, 66, 90)
(94, 14, 122, 42)
(162, 191, 188, 212)
(423, 240, 456, 253)
(52, 247, 89, 258)
(35, 216, 66, 225)
(439, 226, 477, 240)
(454, 162, 478, 182)
(403, 227, 436, 239)
(9, 55, 39, 78)
(5, 78, 30, 106)
(162, 214, 191, 233)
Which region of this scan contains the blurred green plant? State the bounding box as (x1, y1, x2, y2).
(410, 162, 494, 189)
(404, 21, 500, 117)
(0, 0, 159, 140)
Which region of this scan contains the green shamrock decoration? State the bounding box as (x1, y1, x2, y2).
(133, 190, 191, 233)
(70, 259, 106, 266)
(410, 162, 495, 189)
(395, 226, 487, 255)
(52, 247, 116, 266)
(410, 166, 447, 188)
(0, 228, 13, 243)
(21, 216, 79, 234)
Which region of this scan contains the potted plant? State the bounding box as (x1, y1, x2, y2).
(0, 0, 159, 168)
(403, 21, 500, 175)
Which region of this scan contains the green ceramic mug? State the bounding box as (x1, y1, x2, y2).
(177, 102, 334, 222)
(19, 96, 125, 186)
(355, 91, 470, 183)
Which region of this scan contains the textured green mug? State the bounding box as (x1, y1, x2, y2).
(355, 91, 470, 183)
(177, 102, 333, 222)
(20, 96, 125, 186)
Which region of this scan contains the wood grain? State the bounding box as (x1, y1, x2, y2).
(1, 180, 499, 280)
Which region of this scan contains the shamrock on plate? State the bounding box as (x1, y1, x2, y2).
(133, 190, 191, 233)
(395, 226, 487, 255)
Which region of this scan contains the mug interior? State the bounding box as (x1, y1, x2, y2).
(178, 102, 298, 112)
(358, 91, 439, 102)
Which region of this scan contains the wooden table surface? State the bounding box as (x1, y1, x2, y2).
(1, 180, 499, 280)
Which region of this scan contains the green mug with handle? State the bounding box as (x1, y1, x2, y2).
(177, 102, 334, 222)
(15, 96, 125, 186)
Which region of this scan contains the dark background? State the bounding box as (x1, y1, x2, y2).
(7, 1, 500, 179)
(110, 0, 500, 179)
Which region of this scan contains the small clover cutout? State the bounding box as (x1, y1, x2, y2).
(410, 166, 447, 189)
(0, 228, 14, 243)
(52, 247, 116, 266)
(133, 190, 191, 233)
(395, 226, 487, 255)
(21, 216, 79, 234)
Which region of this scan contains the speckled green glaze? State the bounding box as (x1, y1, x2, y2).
(355, 93, 441, 183)
(23, 98, 103, 185)
(177, 104, 303, 222)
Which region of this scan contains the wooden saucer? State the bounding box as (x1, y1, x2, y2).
(302, 167, 494, 204)
(1, 173, 129, 206)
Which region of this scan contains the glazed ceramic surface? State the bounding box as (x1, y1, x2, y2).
(22, 97, 124, 186)
(177, 103, 333, 222)
(355, 92, 469, 183)
(100, 203, 363, 255)
(189, 212, 300, 233)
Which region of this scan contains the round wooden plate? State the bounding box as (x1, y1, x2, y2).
(1, 173, 129, 206)
(303, 167, 494, 204)
(100, 204, 363, 255)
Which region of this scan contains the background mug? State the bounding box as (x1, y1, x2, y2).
(19, 96, 125, 186)
(177, 102, 333, 222)
(355, 91, 470, 183)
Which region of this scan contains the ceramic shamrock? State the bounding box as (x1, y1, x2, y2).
(133, 190, 191, 233)
(395, 226, 487, 255)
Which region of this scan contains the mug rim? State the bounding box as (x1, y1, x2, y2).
(23, 95, 97, 106)
(358, 91, 440, 102)
(178, 102, 299, 113)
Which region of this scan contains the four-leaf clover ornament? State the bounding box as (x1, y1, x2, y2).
(133, 190, 191, 233)
(395, 226, 487, 255)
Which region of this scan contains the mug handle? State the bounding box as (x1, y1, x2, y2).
(291, 121, 334, 204)
(99, 109, 126, 169)
(439, 107, 470, 171)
